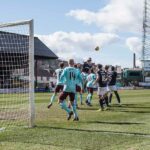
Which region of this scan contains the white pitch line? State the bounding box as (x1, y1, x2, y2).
(98, 130, 150, 138)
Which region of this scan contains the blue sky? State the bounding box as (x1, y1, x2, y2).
(1, 0, 105, 34)
(1, 0, 143, 67)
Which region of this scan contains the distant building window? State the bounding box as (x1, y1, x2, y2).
(145, 71, 150, 77)
(47, 77, 49, 81)
(41, 76, 43, 81)
(129, 72, 140, 76)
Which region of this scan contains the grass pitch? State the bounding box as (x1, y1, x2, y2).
(0, 89, 150, 150)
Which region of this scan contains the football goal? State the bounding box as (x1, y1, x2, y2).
(0, 20, 35, 128)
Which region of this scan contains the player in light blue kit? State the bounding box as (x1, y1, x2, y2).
(47, 62, 64, 109)
(81, 68, 89, 93)
(74, 64, 83, 106)
(86, 69, 96, 106)
(59, 59, 82, 121)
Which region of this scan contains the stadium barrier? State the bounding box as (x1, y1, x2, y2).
(0, 88, 29, 94)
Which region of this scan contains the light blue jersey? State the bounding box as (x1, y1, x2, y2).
(55, 68, 64, 85)
(60, 67, 82, 93)
(76, 68, 81, 86)
(86, 73, 96, 88)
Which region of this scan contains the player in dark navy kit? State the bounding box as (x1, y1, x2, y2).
(104, 65, 110, 107)
(83, 57, 93, 70)
(94, 64, 108, 111)
(108, 66, 121, 106)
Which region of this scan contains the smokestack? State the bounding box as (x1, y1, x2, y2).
(133, 53, 136, 68)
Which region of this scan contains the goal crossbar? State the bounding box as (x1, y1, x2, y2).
(0, 20, 33, 28)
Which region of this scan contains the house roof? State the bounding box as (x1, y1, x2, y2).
(0, 31, 58, 59)
(34, 37, 58, 59)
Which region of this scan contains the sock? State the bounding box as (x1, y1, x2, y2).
(101, 98, 106, 108)
(103, 98, 106, 106)
(60, 101, 71, 114)
(71, 103, 78, 118)
(89, 93, 92, 103)
(87, 93, 92, 103)
(109, 93, 113, 103)
(114, 91, 121, 103)
(86, 94, 89, 102)
(74, 93, 77, 106)
(50, 93, 56, 104)
(105, 96, 109, 106)
(99, 98, 104, 109)
(80, 93, 83, 103)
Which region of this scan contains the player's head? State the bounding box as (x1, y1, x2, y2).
(74, 64, 77, 68)
(87, 57, 92, 63)
(111, 66, 115, 71)
(68, 59, 74, 66)
(105, 65, 109, 71)
(97, 64, 103, 70)
(59, 62, 64, 69)
(77, 63, 81, 69)
(85, 67, 89, 73)
(82, 68, 85, 72)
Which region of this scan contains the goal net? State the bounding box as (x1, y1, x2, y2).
(0, 20, 35, 128)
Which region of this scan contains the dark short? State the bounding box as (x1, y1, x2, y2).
(76, 85, 81, 93)
(87, 87, 94, 94)
(55, 85, 63, 93)
(59, 92, 75, 102)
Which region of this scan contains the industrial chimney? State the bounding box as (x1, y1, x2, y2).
(133, 53, 136, 68)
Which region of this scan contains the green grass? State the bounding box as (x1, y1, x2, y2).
(0, 90, 150, 150)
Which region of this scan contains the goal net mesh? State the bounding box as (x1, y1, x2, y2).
(0, 21, 34, 128)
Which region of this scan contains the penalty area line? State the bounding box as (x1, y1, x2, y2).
(98, 130, 150, 138)
(49, 127, 150, 138)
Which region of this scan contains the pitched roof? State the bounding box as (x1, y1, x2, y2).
(34, 37, 58, 59)
(0, 31, 58, 59)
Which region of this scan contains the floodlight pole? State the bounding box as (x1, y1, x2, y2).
(142, 0, 147, 81)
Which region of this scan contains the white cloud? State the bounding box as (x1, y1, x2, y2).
(38, 31, 120, 63)
(67, 0, 143, 32)
(126, 37, 142, 67)
(136, 59, 142, 67)
(126, 37, 142, 55)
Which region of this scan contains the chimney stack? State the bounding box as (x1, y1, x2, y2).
(133, 53, 136, 68)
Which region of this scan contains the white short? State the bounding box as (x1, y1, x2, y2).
(108, 85, 118, 92)
(97, 87, 108, 96)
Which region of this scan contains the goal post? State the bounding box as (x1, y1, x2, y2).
(0, 20, 35, 128)
(29, 20, 35, 128)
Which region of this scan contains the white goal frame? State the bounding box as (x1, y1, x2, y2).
(0, 20, 35, 127)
